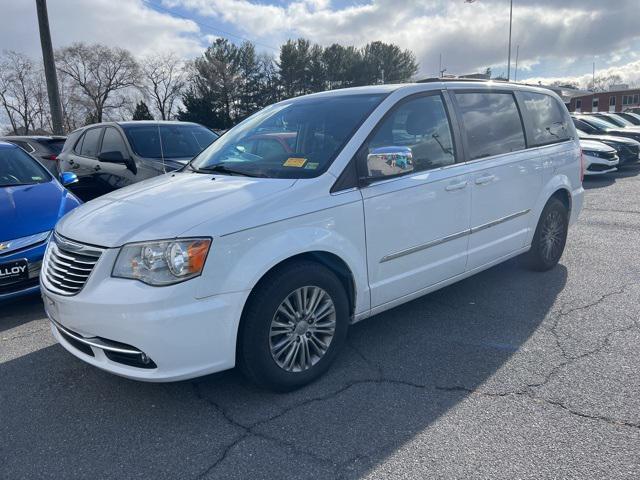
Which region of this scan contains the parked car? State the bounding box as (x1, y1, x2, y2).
(571, 115, 640, 143)
(615, 111, 640, 125)
(58, 121, 218, 201)
(42, 81, 583, 390)
(590, 112, 639, 129)
(579, 139, 619, 175)
(0, 135, 66, 175)
(0, 141, 80, 301)
(576, 129, 640, 165)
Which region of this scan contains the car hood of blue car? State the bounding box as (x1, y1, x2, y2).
(0, 180, 81, 241)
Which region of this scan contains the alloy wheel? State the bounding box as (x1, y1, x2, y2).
(269, 286, 336, 373)
(541, 210, 564, 262)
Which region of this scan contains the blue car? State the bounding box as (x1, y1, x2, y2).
(0, 141, 81, 301)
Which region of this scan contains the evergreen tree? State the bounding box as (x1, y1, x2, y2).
(132, 100, 154, 120)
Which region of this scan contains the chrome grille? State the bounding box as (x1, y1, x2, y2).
(42, 234, 104, 296)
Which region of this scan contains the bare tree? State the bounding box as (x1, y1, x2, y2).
(141, 53, 186, 120)
(0, 51, 45, 134)
(55, 43, 140, 123)
(587, 73, 624, 92)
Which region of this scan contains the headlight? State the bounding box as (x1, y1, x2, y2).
(112, 238, 211, 286)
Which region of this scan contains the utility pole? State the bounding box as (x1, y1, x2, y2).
(36, 0, 64, 135)
(506, 0, 513, 81)
(514, 44, 519, 82)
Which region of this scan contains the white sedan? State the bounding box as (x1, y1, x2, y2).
(580, 139, 619, 175)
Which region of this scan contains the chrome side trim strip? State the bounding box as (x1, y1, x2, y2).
(380, 230, 469, 263)
(379, 209, 531, 263)
(470, 209, 530, 234)
(49, 316, 142, 355)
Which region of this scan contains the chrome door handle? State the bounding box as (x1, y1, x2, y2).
(475, 174, 496, 185)
(445, 180, 468, 191)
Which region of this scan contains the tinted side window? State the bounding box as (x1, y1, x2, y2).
(363, 94, 455, 177)
(100, 127, 128, 159)
(79, 128, 103, 158)
(520, 92, 571, 146)
(455, 92, 526, 160)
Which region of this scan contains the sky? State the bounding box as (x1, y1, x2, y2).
(2, 0, 640, 87)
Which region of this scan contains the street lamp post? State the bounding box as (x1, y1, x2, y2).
(466, 0, 514, 81)
(506, 0, 513, 81)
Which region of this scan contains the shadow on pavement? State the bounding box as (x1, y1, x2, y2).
(0, 259, 567, 479)
(0, 293, 44, 333)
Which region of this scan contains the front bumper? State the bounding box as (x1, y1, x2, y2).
(584, 154, 618, 176)
(0, 242, 46, 301)
(42, 254, 249, 381)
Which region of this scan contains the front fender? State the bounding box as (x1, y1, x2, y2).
(196, 199, 370, 316)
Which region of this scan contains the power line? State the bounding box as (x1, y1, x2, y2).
(141, 0, 280, 52)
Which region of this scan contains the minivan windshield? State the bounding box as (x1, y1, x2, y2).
(123, 124, 218, 159)
(0, 146, 52, 187)
(190, 93, 387, 179)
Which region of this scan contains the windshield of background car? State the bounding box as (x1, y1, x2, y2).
(123, 124, 218, 159)
(190, 93, 387, 179)
(0, 146, 52, 187)
(607, 115, 633, 126)
(583, 116, 618, 129)
(44, 139, 66, 155)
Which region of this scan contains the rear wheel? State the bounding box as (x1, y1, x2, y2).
(238, 261, 349, 391)
(525, 197, 569, 271)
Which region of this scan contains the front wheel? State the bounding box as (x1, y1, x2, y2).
(238, 261, 349, 391)
(525, 197, 569, 271)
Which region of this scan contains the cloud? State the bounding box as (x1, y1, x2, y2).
(166, 0, 640, 80)
(0, 0, 205, 59)
(1, 0, 639, 84)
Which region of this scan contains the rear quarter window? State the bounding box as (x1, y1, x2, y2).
(520, 92, 571, 146)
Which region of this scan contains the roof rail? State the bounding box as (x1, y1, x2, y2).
(416, 77, 509, 84)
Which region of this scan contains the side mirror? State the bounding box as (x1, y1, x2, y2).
(363, 146, 414, 182)
(60, 172, 78, 186)
(98, 151, 125, 163)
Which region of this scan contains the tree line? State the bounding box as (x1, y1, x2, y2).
(0, 38, 418, 135)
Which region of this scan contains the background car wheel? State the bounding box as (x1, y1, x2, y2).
(238, 261, 349, 391)
(525, 197, 569, 272)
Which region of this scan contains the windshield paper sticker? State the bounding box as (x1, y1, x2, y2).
(283, 157, 307, 167)
(304, 162, 319, 170)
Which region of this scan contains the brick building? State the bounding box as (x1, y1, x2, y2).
(569, 88, 640, 113)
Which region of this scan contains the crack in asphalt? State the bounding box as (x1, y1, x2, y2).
(187, 283, 639, 479)
(1, 327, 49, 342)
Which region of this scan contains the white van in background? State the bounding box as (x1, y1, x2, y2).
(41, 80, 584, 391)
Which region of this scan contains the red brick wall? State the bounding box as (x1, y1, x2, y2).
(569, 89, 640, 113)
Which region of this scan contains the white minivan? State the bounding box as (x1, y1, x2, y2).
(41, 81, 584, 390)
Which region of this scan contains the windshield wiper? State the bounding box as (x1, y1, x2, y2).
(0, 182, 36, 187)
(191, 164, 266, 178)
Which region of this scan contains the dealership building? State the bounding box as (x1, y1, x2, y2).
(569, 86, 640, 113)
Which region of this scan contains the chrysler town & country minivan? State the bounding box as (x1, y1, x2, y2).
(41, 81, 584, 390)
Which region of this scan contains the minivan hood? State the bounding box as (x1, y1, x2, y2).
(56, 173, 297, 247)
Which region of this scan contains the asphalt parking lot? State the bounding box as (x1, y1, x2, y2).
(2, 167, 640, 480)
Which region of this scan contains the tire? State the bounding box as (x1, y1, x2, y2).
(238, 261, 349, 391)
(524, 197, 569, 272)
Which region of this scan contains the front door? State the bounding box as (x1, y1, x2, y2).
(96, 127, 137, 192)
(360, 93, 471, 308)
